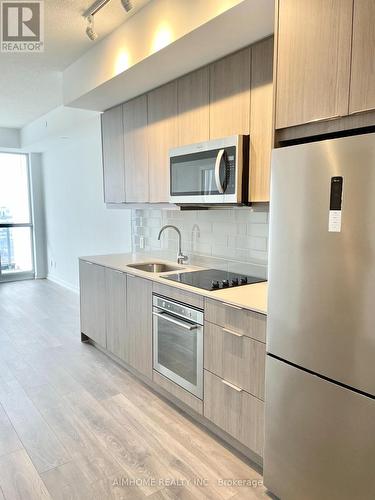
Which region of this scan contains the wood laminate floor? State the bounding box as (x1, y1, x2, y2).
(0, 279, 269, 500)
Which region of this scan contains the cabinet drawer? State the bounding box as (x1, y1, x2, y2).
(205, 299, 266, 342)
(204, 370, 264, 457)
(204, 322, 265, 400)
(153, 371, 203, 415)
(153, 282, 203, 309)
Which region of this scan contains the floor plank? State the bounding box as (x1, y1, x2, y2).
(0, 449, 51, 500)
(0, 404, 23, 457)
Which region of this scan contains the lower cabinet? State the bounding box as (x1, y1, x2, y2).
(204, 370, 265, 457)
(79, 262, 266, 458)
(79, 263, 153, 380)
(126, 274, 153, 379)
(204, 321, 266, 400)
(79, 261, 106, 348)
(105, 268, 127, 362)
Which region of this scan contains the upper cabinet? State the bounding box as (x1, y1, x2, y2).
(101, 43, 274, 204)
(177, 67, 210, 145)
(123, 95, 149, 203)
(148, 81, 178, 203)
(275, 0, 353, 129)
(275, 0, 375, 137)
(101, 105, 125, 203)
(209, 48, 251, 138)
(249, 37, 274, 203)
(349, 0, 375, 114)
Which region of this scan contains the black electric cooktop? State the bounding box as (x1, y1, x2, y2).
(162, 269, 266, 291)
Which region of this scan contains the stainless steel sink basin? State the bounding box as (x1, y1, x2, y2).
(127, 262, 184, 273)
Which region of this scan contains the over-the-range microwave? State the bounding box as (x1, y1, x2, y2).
(169, 135, 249, 206)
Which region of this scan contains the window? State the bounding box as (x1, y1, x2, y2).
(0, 153, 34, 281)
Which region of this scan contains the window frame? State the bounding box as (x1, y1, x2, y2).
(0, 152, 35, 282)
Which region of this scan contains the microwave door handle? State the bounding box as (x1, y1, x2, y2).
(215, 149, 225, 194)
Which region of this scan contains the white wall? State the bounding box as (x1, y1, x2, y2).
(41, 114, 132, 291)
(0, 127, 20, 148)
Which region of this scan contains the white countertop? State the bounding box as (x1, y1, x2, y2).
(79, 253, 268, 315)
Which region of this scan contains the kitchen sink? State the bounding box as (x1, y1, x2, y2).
(127, 262, 184, 273)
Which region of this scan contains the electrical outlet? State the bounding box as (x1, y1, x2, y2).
(139, 236, 145, 249)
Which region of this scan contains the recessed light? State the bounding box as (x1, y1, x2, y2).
(86, 15, 98, 41)
(121, 0, 133, 12)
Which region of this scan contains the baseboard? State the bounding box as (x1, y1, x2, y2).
(47, 274, 79, 294)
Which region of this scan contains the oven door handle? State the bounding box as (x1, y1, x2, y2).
(214, 149, 226, 194)
(153, 311, 198, 331)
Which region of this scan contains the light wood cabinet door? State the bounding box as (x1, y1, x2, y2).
(349, 0, 375, 114)
(204, 370, 264, 457)
(79, 261, 106, 348)
(101, 105, 125, 203)
(123, 95, 149, 202)
(209, 48, 251, 139)
(205, 299, 267, 343)
(249, 37, 274, 202)
(105, 268, 127, 362)
(147, 82, 178, 203)
(126, 275, 152, 379)
(204, 322, 266, 400)
(275, 0, 353, 129)
(177, 67, 209, 145)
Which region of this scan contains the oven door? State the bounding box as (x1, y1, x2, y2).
(153, 307, 203, 399)
(169, 136, 245, 205)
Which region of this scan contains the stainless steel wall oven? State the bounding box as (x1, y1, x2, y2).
(153, 294, 203, 399)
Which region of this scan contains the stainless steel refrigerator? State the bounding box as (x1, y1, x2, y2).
(264, 132, 375, 500)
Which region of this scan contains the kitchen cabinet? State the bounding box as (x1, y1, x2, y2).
(249, 37, 274, 202)
(123, 95, 149, 202)
(147, 82, 178, 203)
(349, 0, 375, 114)
(126, 275, 153, 379)
(204, 370, 264, 457)
(205, 299, 266, 343)
(209, 48, 251, 139)
(79, 261, 106, 348)
(105, 268, 127, 362)
(101, 105, 125, 203)
(204, 321, 266, 400)
(275, 0, 353, 129)
(177, 67, 209, 145)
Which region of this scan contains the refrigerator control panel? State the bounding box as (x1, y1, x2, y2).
(329, 176, 343, 232)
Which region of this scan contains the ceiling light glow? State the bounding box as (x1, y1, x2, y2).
(152, 25, 173, 52)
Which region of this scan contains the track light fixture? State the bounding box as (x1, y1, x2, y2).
(86, 15, 98, 41)
(121, 0, 133, 12)
(83, 0, 133, 40)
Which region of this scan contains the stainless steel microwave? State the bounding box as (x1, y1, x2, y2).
(169, 135, 249, 206)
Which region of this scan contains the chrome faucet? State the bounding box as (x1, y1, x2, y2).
(158, 225, 188, 265)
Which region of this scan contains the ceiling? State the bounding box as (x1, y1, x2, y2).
(0, 0, 151, 129)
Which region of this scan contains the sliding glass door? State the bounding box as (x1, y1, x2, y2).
(0, 153, 34, 281)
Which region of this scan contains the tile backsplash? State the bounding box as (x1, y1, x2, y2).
(131, 207, 269, 279)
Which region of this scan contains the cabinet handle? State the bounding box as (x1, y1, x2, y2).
(222, 302, 242, 310)
(222, 327, 243, 338)
(222, 379, 243, 392)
